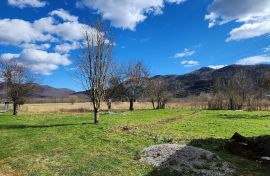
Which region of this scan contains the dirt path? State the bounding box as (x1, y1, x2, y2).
(117, 110, 200, 132)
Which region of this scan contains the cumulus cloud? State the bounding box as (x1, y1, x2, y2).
(166, 0, 186, 4)
(55, 42, 81, 53)
(205, 0, 270, 41)
(20, 43, 51, 50)
(0, 19, 51, 45)
(33, 12, 86, 41)
(34, 18, 85, 41)
(181, 60, 199, 67)
(1, 49, 71, 75)
(76, 0, 186, 30)
(264, 46, 270, 53)
(175, 48, 195, 58)
(208, 65, 226, 69)
(236, 55, 270, 65)
(227, 19, 270, 42)
(8, 0, 47, 8)
(49, 9, 78, 22)
(0, 53, 20, 60)
(0, 9, 91, 46)
(0, 9, 110, 75)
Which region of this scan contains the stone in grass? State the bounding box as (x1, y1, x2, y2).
(140, 144, 234, 176)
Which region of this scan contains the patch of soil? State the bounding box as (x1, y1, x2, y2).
(118, 116, 185, 133)
(140, 144, 234, 176)
(116, 111, 201, 133)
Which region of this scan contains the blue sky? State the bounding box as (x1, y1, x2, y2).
(0, 0, 270, 91)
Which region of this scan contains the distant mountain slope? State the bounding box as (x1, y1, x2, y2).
(1, 64, 270, 100)
(152, 64, 270, 97)
(33, 84, 75, 99)
(0, 83, 75, 99)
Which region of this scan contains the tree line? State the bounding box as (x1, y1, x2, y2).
(0, 20, 171, 123)
(1, 20, 270, 123)
(208, 70, 270, 111)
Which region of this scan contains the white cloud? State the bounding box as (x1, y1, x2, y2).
(8, 0, 47, 8)
(76, 0, 186, 30)
(181, 60, 199, 67)
(175, 48, 195, 58)
(20, 43, 51, 50)
(264, 46, 270, 53)
(0, 19, 51, 45)
(208, 65, 226, 69)
(236, 55, 270, 65)
(166, 0, 186, 4)
(0, 9, 91, 46)
(55, 42, 81, 53)
(205, 0, 270, 41)
(19, 48, 71, 67)
(226, 20, 270, 42)
(49, 9, 78, 22)
(1, 49, 71, 75)
(0, 9, 106, 75)
(0, 53, 20, 60)
(33, 16, 85, 41)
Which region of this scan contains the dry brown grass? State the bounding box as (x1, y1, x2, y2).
(18, 101, 207, 113)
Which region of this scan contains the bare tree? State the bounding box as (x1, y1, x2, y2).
(210, 70, 252, 110)
(0, 60, 35, 115)
(124, 61, 148, 111)
(76, 20, 113, 124)
(69, 95, 78, 105)
(105, 61, 149, 111)
(145, 79, 171, 109)
(105, 62, 126, 109)
(209, 78, 228, 110)
(145, 79, 157, 109)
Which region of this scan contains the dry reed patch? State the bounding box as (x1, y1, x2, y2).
(19, 102, 204, 113)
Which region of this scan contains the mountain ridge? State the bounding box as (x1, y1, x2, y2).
(150, 64, 270, 97)
(1, 64, 270, 100)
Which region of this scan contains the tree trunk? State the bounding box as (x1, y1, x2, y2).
(161, 100, 166, 109)
(107, 101, 112, 110)
(94, 108, 99, 124)
(13, 103, 18, 116)
(157, 103, 159, 109)
(229, 98, 233, 110)
(151, 99, 155, 109)
(129, 98, 134, 111)
(157, 98, 161, 109)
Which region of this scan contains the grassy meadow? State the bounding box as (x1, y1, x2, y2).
(1, 109, 270, 175)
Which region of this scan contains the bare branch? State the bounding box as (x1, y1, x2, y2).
(75, 20, 113, 123)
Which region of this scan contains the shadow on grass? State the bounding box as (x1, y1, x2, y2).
(146, 136, 270, 176)
(143, 138, 231, 176)
(146, 168, 180, 176)
(187, 137, 227, 150)
(187, 137, 270, 175)
(217, 113, 270, 119)
(0, 122, 94, 129)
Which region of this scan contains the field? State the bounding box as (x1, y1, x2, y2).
(18, 101, 207, 113)
(1, 109, 270, 175)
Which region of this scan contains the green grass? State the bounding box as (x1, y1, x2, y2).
(0, 109, 270, 175)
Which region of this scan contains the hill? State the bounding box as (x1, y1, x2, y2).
(1, 64, 270, 100)
(33, 84, 76, 99)
(152, 64, 270, 97)
(0, 83, 75, 100)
